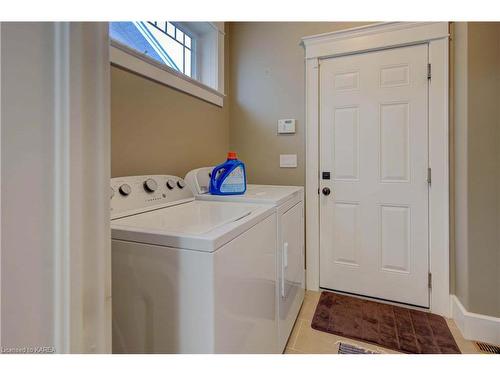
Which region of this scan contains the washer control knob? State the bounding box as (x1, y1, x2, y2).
(119, 184, 131, 196)
(177, 180, 186, 189)
(144, 178, 158, 193)
(110, 187, 115, 199)
(166, 179, 176, 190)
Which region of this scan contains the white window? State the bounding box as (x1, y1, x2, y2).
(109, 21, 225, 106)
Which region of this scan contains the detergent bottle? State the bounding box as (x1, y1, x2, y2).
(209, 152, 247, 195)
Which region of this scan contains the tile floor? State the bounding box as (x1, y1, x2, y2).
(284, 290, 480, 354)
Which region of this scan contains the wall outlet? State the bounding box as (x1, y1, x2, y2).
(280, 154, 297, 168)
(277, 119, 296, 134)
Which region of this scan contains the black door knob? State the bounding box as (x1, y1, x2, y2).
(322, 187, 331, 196)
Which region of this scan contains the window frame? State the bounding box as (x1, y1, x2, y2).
(109, 22, 225, 107)
(145, 22, 195, 77)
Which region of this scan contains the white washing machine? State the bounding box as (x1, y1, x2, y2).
(185, 167, 305, 352)
(110, 175, 278, 353)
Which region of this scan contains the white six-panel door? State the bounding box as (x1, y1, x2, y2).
(319, 44, 429, 307)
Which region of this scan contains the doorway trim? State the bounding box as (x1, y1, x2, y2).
(53, 23, 112, 352)
(301, 22, 451, 316)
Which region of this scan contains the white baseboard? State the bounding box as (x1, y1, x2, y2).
(451, 295, 500, 346)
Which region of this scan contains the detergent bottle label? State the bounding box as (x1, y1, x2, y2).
(220, 166, 245, 193)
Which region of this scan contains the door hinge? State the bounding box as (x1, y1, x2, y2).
(427, 167, 432, 185)
(428, 272, 432, 289)
(427, 63, 432, 80)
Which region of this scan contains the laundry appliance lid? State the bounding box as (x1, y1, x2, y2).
(111, 200, 274, 252)
(185, 167, 303, 206)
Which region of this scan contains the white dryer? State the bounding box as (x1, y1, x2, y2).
(110, 175, 278, 353)
(185, 167, 305, 352)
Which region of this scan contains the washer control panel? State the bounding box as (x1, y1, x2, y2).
(110, 175, 193, 219)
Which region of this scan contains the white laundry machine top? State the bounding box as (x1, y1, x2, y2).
(185, 167, 303, 206)
(110, 175, 274, 252)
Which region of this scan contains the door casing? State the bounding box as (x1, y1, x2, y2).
(301, 22, 450, 316)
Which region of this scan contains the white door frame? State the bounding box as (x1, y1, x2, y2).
(302, 22, 451, 316)
(53, 23, 112, 353)
(1, 22, 110, 353)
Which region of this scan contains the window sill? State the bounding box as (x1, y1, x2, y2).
(110, 41, 224, 107)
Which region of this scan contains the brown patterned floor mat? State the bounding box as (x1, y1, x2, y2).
(312, 291, 461, 354)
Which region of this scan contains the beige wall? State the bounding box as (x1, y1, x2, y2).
(497, 24, 500, 319)
(453, 22, 500, 317)
(111, 34, 230, 178)
(467, 23, 500, 317)
(452, 22, 469, 308)
(228, 22, 373, 186)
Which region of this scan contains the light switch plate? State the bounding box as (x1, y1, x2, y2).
(280, 154, 297, 168)
(277, 119, 296, 134)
